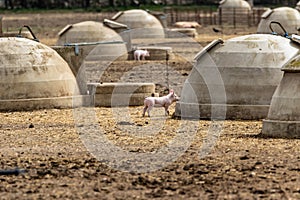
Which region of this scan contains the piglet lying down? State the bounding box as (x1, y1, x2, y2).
(143, 90, 180, 117)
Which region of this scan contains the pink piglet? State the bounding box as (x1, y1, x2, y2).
(134, 49, 150, 61)
(143, 89, 180, 117)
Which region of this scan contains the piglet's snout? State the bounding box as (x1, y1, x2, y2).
(171, 94, 180, 102)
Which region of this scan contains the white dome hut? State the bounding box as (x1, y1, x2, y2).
(0, 37, 83, 111)
(218, 0, 252, 26)
(262, 53, 300, 138)
(111, 9, 165, 38)
(56, 21, 127, 61)
(219, 0, 251, 8)
(257, 7, 300, 35)
(175, 34, 300, 120)
(296, 1, 300, 11)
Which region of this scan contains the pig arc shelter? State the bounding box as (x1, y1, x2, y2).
(217, 0, 252, 26)
(175, 34, 300, 120)
(0, 37, 84, 111)
(56, 21, 127, 62)
(110, 9, 165, 38)
(257, 7, 300, 35)
(262, 49, 300, 139)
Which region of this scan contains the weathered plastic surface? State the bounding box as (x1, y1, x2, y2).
(219, 0, 251, 9)
(57, 21, 122, 45)
(56, 21, 127, 61)
(218, 0, 252, 26)
(257, 7, 300, 35)
(175, 34, 300, 119)
(262, 55, 300, 138)
(112, 9, 164, 38)
(0, 37, 84, 111)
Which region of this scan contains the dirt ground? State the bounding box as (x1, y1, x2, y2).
(0, 12, 299, 200)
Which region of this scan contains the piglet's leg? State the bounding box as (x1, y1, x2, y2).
(164, 106, 170, 116)
(147, 106, 153, 117)
(142, 106, 147, 117)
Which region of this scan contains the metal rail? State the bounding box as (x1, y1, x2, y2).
(17, 25, 39, 42)
(269, 21, 290, 38)
(64, 40, 126, 47)
(64, 41, 126, 56)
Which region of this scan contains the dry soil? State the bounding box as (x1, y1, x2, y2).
(0, 12, 299, 200)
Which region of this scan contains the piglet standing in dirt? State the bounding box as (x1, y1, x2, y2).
(143, 89, 180, 117)
(134, 49, 150, 61)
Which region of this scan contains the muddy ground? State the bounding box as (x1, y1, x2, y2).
(0, 12, 299, 200)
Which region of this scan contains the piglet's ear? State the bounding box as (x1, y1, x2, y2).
(169, 89, 174, 94)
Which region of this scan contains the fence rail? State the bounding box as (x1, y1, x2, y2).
(164, 7, 267, 28)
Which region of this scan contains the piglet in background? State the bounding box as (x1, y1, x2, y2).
(134, 49, 150, 61)
(143, 89, 180, 117)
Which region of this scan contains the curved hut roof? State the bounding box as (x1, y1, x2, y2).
(0, 37, 82, 111)
(257, 7, 300, 35)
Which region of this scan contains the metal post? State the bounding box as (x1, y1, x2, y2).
(166, 50, 169, 90)
(248, 10, 251, 28)
(0, 16, 2, 36)
(218, 8, 222, 26)
(233, 8, 236, 29)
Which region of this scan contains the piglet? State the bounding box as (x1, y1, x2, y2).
(143, 89, 180, 117)
(134, 49, 150, 61)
